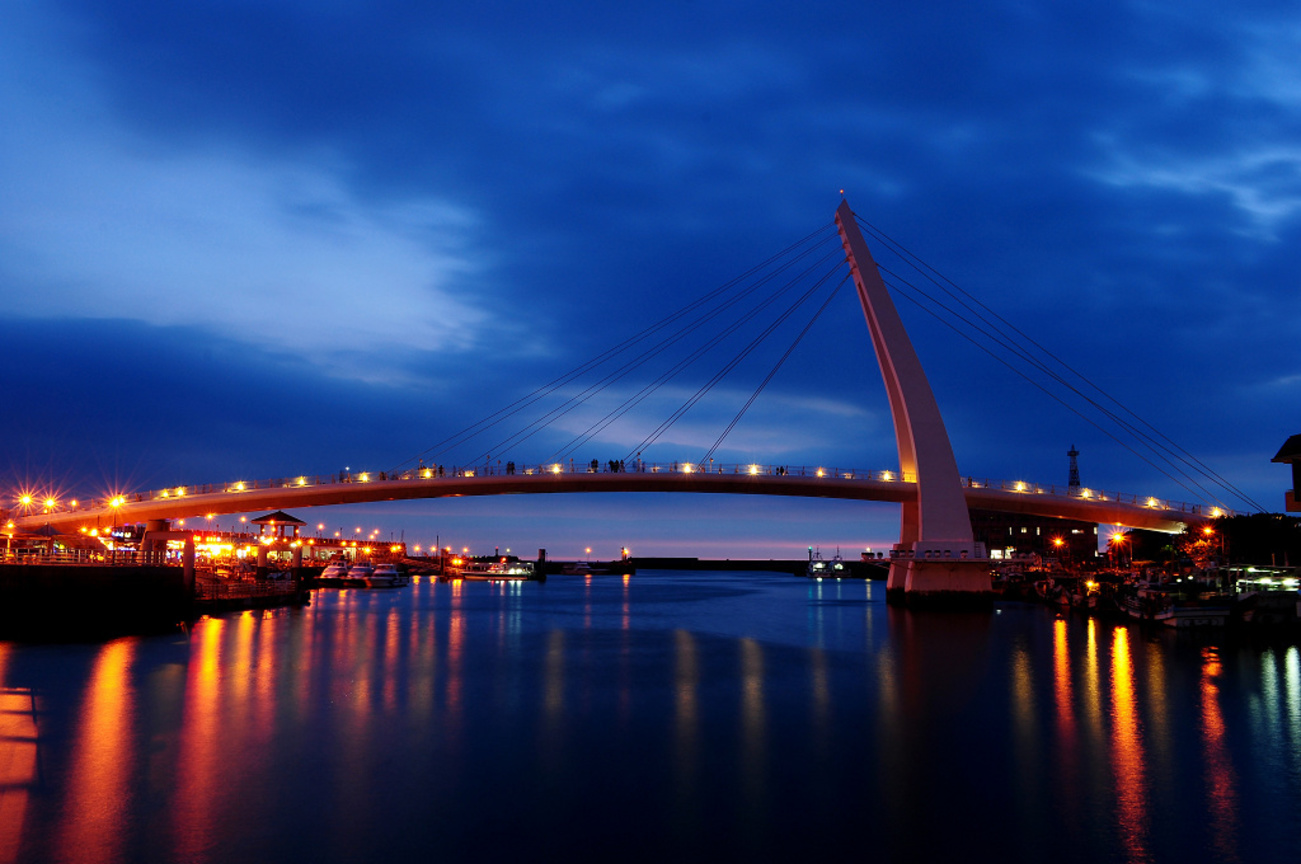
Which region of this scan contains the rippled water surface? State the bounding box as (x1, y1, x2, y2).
(0, 571, 1298, 863)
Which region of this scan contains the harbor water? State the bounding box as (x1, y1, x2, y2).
(0, 570, 1298, 863)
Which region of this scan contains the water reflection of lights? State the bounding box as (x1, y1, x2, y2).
(0, 647, 38, 864)
(544, 630, 565, 722)
(174, 619, 225, 861)
(58, 639, 137, 863)
(1011, 643, 1040, 809)
(739, 638, 767, 843)
(1200, 647, 1239, 859)
(810, 646, 830, 750)
(1110, 626, 1150, 862)
(1082, 618, 1104, 772)
(673, 630, 699, 799)
(384, 607, 401, 711)
(1287, 647, 1301, 776)
(1052, 618, 1076, 743)
(1051, 618, 1082, 828)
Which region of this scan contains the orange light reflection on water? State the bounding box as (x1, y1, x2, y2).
(58, 638, 137, 864)
(0, 647, 37, 864)
(1052, 618, 1076, 742)
(672, 628, 700, 839)
(1051, 617, 1081, 826)
(173, 619, 225, 862)
(1110, 626, 1150, 863)
(1200, 647, 1239, 861)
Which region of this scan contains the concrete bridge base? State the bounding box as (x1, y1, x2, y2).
(886, 546, 993, 607)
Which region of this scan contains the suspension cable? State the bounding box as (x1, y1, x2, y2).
(389, 222, 836, 471)
(701, 274, 851, 465)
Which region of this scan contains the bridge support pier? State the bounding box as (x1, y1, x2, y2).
(837, 200, 991, 605)
(888, 551, 992, 606)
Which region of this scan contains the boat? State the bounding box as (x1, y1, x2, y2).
(462, 560, 536, 581)
(1162, 593, 1232, 628)
(315, 562, 352, 587)
(1119, 584, 1174, 622)
(345, 562, 375, 586)
(366, 562, 410, 588)
(806, 549, 848, 579)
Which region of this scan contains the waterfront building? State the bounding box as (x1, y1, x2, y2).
(969, 508, 1097, 562)
(1272, 433, 1301, 512)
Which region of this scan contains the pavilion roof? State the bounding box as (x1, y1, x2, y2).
(1272, 435, 1301, 464)
(250, 510, 307, 525)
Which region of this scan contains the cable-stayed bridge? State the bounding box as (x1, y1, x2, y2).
(9, 201, 1249, 600)
(15, 461, 1214, 536)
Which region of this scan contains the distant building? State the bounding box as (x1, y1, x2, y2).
(1272, 434, 1301, 513)
(969, 509, 1097, 561)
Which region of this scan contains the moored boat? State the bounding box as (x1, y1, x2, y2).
(316, 562, 352, 587)
(806, 548, 848, 579)
(345, 562, 374, 586)
(462, 560, 536, 581)
(1119, 585, 1174, 622)
(366, 562, 410, 588)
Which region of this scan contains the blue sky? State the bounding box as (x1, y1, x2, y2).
(3, 0, 1299, 558)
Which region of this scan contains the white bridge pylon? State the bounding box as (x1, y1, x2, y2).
(835, 200, 992, 600)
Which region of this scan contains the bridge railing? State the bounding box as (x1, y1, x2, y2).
(37, 462, 1228, 520)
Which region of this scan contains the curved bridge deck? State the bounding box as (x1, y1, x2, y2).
(18, 463, 1219, 534)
